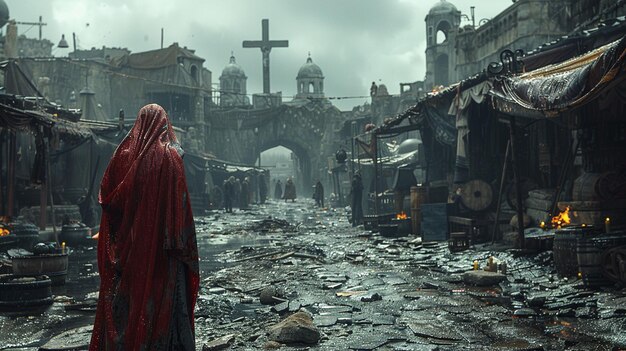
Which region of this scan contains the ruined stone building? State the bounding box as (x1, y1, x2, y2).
(207, 54, 344, 193)
(425, 0, 626, 89)
(15, 43, 212, 153)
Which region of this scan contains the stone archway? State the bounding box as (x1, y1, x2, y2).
(256, 140, 312, 196)
(206, 102, 340, 197)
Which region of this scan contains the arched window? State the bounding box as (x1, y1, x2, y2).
(436, 20, 451, 44)
(190, 65, 198, 82)
(309, 82, 315, 93)
(234, 81, 240, 92)
(428, 26, 434, 45)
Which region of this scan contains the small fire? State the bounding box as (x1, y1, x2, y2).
(396, 211, 408, 220)
(551, 207, 571, 228)
(0, 227, 10, 237)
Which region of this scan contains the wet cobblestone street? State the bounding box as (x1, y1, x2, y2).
(2, 199, 626, 350)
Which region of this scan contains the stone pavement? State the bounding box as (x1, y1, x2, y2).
(2, 199, 625, 350)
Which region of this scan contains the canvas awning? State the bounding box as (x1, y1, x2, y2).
(352, 149, 419, 167)
(490, 36, 626, 117)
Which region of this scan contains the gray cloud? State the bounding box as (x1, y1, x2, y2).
(8, 0, 511, 110)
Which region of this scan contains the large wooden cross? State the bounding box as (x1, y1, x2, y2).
(242, 19, 289, 94)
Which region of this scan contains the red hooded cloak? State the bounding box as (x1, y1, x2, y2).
(90, 104, 199, 350)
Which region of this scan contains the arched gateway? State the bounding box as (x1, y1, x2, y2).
(206, 100, 341, 195)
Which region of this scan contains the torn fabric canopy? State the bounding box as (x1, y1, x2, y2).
(492, 36, 626, 116)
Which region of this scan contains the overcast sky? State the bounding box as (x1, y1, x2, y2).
(9, 0, 512, 110)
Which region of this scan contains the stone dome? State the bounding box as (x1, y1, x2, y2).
(0, 0, 9, 28)
(297, 56, 323, 79)
(429, 0, 457, 15)
(376, 84, 389, 96)
(220, 54, 246, 78)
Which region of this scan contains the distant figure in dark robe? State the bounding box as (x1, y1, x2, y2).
(350, 173, 364, 227)
(240, 177, 250, 210)
(234, 178, 241, 208)
(259, 173, 268, 204)
(274, 180, 283, 200)
(313, 180, 324, 207)
(283, 178, 297, 202)
(77, 191, 97, 228)
(223, 177, 235, 213)
(90, 104, 199, 351)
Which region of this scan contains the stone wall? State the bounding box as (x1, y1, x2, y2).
(454, 0, 571, 80)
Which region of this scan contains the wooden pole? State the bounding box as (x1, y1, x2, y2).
(7, 131, 16, 217)
(0, 129, 4, 214)
(508, 117, 525, 249)
(39, 178, 47, 230)
(491, 139, 511, 244)
(372, 133, 380, 217)
(46, 142, 58, 242)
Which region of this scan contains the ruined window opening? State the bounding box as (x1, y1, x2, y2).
(428, 26, 434, 45)
(190, 65, 198, 82)
(309, 82, 315, 93)
(436, 20, 451, 44)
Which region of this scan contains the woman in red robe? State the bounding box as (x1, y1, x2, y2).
(90, 104, 199, 350)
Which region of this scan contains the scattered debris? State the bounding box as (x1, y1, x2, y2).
(267, 311, 321, 345)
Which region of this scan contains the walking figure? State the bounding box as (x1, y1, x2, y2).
(283, 177, 297, 202)
(90, 104, 199, 350)
(313, 180, 324, 207)
(274, 179, 283, 200)
(350, 173, 364, 227)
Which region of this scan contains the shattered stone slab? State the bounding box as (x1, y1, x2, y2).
(202, 334, 236, 351)
(371, 314, 395, 326)
(462, 270, 506, 286)
(314, 315, 338, 327)
(407, 322, 463, 341)
(271, 301, 289, 314)
(40, 326, 92, 351)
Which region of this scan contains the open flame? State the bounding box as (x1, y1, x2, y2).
(551, 207, 571, 228)
(0, 227, 10, 237)
(396, 211, 408, 220)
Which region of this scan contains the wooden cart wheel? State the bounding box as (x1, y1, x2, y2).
(601, 246, 626, 283)
(460, 179, 493, 212)
(506, 178, 539, 210)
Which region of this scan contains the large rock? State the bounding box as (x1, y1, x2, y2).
(463, 270, 506, 286)
(267, 311, 320, 345)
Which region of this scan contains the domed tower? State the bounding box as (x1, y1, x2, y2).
(219, 53, 250, 107)
(295, 54, 324, 100)
(0, 0, 9, 29)
(425, 0, 461, 90)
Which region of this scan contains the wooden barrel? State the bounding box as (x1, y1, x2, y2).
(578, 234, 626, 288)
(572, 173, 603, 201)
(12, 253, 69, 286)
(554, 226, 598, 277)
(0, 274, 53, 312)
(410, 208, 420, 235)
(577, 236, 605, 288)
(59, 223, 92, 247)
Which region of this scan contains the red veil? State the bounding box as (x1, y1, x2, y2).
(90, 104, 199, 350)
